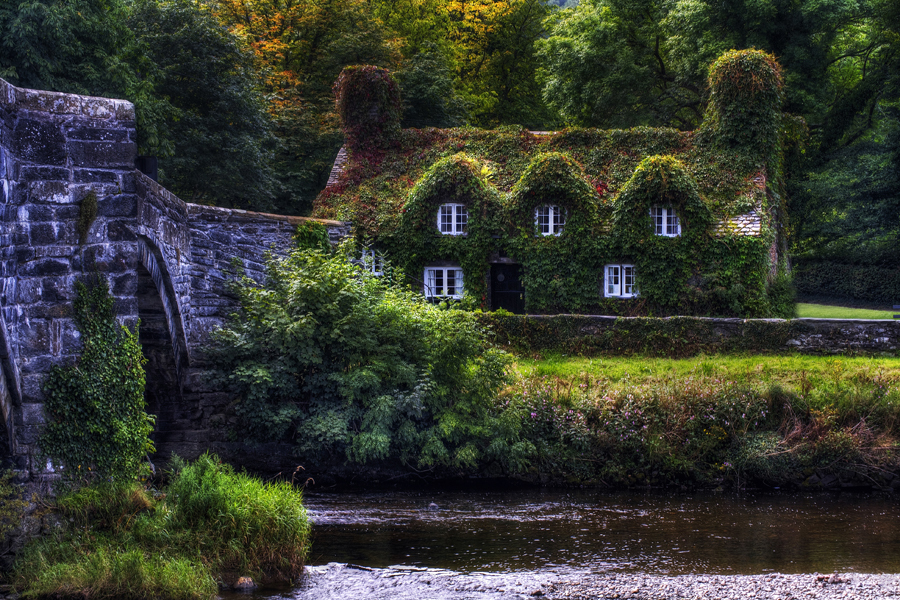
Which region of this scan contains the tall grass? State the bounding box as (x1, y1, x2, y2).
(13, 453, 309, 599)
(498, 354, 900, 487)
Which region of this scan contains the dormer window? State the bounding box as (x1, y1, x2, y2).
(651, 206, 680, 236)
(605, 264, 637, 298)
(535, 205, 566, 236)
(438, 203, 468, 235)
(424, 266, 464, 299)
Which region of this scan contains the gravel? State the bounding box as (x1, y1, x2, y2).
(548, 572, 900, 600)
(290, 564, 900, 600)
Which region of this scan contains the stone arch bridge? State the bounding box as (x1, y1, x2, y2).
(0, 80, 350, 471)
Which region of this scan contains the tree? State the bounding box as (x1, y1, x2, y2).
(128, 0, 276, 208)
(210, 0, 400, 214)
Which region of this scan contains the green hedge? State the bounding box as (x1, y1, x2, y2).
(793, 260, 900, 305)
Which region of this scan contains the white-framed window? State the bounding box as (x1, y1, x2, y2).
(604, 264, 637, 298)
(424, 267, 464, 299)
(651, 206, 681, 236)
(438, 203, 468, 235)
(535, 205, 566, 236)
(360, 248, 384, 276)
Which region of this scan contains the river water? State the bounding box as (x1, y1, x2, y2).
(223, 488, 900, 599)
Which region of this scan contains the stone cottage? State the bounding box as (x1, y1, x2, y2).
(314, 49, 791, 317)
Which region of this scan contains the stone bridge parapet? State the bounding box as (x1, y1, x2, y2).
(0, 78, 350, 470)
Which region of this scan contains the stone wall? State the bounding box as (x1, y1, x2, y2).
(0, 77, 350, 472)
(481, 313, 900, 356)
(0, 79, 140, 463)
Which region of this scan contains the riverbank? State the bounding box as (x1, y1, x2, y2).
(9, 454, 309, 599)
(292, 564, 900, 600)
(493, 354, 900, 490)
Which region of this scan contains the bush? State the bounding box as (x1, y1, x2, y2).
(14, 454, 308, 598)
(40, 276, 154, 483)
(210, 245, 512, 470)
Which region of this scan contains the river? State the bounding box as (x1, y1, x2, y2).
(220, 488, 900, 599)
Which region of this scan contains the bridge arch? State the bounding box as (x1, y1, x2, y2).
(0, 311, 20, 457)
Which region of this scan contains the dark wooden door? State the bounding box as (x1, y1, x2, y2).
(491, 264, 525, 314)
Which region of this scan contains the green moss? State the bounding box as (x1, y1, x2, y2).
(77, 192, 98, 245)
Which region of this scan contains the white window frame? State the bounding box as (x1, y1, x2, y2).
(604, 264, 637, 298)
(424, 266, 464, 299)
(438, 203, 468, 235)
(535, 205, 566, 236)
(360, 248, 384, 276)
(650, 205, 681, 237)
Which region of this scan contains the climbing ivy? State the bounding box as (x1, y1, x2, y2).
(315, 50, 790, 318)
(40, 276, 154, 483)
(333, 65, 401, 154)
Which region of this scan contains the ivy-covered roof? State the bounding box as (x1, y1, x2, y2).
(313, 125, 770, 239)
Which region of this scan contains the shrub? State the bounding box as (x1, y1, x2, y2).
(210, 246, 512, 469)
(40, 276, 154, 483)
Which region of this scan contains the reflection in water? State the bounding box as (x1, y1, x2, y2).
(304, 489, 900, 575)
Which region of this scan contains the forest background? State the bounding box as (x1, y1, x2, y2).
(0, 0, 897, 301)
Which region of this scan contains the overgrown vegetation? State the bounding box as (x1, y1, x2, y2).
(500, 354, 900, 488)
(40, 276, 154, 484)
(210, 243, 514, 469)
(317, 51, 789, 317)
(13, 453, 309, 599)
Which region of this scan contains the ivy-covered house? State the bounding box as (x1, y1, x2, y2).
(313, 49, 792, 317)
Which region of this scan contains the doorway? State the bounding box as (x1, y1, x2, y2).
(490, 263, 525, 314)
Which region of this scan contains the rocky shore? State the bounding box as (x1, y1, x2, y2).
(294, 564, 900, 600)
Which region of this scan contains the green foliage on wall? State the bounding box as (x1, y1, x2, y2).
(383, 154, 503, 303)
(40, 277, 154, 483)
(316, 52, 790, 317)
(334, 65, 402, 153)
(478, 313, 802, 358)
(76, 192, 98, 245)
(210, 246, 516, 469)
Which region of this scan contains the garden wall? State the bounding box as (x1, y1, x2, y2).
(479, 314, 900, 357)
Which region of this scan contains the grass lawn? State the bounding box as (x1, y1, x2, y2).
(796, 302, 897, 319)
(512, 353, 900, 391)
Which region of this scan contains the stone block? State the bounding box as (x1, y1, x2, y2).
(16, 88, 81, 115)
(19, 257, 70, 277)
(41, 276, 77, 302)
(20, 374, 45, 404)
(17, 319, 50, 357)
(97, 194, 136, 218)
(74, 169, 119, 184)
(67, 140, 136, 169)
(66, 127, 129, 142)
(27, 180, 71, 204)
(112, 272, 138, 296)
(107, 220, 138, 242)
(29, 222, 63, 245)
(13, 118, 66, 165)
(80, 243, 138, 274)
(19, 403, 44, 427)
(22, 204, 55, 222)
(18, 165, 69, 182)
(15, 278, 42, 304)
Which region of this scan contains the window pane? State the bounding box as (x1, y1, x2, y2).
(439, 205, 453, 233)
(652, 207, 663, 234)
(667, 211, 678, 235)
(457, 206, 468, 233)
(607, 265, 620, 296)
(552, 205, 565, 234)
(623, 266, 635, 295)
(536, 206, 550, 234)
